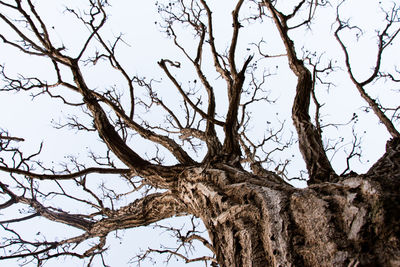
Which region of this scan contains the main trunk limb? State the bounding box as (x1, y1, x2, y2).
(263, 1, 336, 184)
(178, 147, 400, 266)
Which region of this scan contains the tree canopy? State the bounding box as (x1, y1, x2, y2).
(0, 0, 399, 266)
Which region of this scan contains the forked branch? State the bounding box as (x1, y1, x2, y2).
(334, 3, 400, 138)
(262, 0, 336, 183)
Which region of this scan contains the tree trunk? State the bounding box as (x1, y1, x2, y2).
(178, 138, 400, 267)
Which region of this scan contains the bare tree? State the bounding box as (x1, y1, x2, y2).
(1, 0, 399, 266)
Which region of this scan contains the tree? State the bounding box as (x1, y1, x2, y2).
(0, 0, 399, 266)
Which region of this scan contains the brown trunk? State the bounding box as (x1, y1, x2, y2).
(178, 138, 400, 266)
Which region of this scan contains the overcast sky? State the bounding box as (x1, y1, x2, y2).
(0, 0, 398, 266)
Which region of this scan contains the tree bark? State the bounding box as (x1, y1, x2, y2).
(1, 2, 399, 266)
(177, 138, 400, 267)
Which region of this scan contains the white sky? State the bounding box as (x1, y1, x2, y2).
(0, 0, 399, 266)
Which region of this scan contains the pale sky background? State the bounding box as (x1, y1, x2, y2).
(0, 0, 398, 266)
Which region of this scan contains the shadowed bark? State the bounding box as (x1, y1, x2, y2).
(172, 137, 400, 266)
(0, 0, 399, 266)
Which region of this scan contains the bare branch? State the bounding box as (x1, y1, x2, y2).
(158, 59, 225, 127)
(334, 3, 400, 138)
(0, 165, 130, 180)
(262, 0, 336, 183)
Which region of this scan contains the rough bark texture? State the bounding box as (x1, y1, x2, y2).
(1, 1, 399, 266)
(176, 138, 400, 267)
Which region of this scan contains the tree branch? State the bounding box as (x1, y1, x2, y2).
(334, 5, 400, 138)
(0, 166, 130, 180)
(263, 0, 336, 183)
(91, 191, 187, 233)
